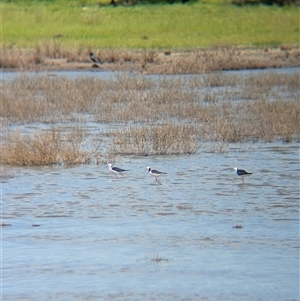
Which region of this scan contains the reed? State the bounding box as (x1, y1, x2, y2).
(1, 46, 299, 74)
(0, 48, 44, 70)
(108, 124, 199, 156)
(0, 127, 104, 166)
(1, 71, 299, 165)
(145, 254, 169, 263)
(200, 100, 300, 142)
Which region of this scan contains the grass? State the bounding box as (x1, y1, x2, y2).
(0, 45, 298, 73)
(1, 1, 299, 49)
(109, 124, 199, 156)
(1, 127, 105, 166)
(1, 72, 299, 166)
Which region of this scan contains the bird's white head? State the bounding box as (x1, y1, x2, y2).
(233, 167, 238, 172)
(108, 163, 113, 169)
(147, 166, 151, 172)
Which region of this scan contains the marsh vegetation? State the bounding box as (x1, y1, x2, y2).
(1, 71, 299, 166)
(1, 45, 299, 73)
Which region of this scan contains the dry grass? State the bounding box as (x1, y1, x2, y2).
(1, 71, 299, 165)
(108, 124, 199, 156)
(245, 99, 300, 142)
(0, 127, 104, 166)
(0, 46, 161, 71)
(1, 75, 104, 123)
(0, 48, 44, 70)
(1, 45, 299, 73)
(199, 99, 300, 142)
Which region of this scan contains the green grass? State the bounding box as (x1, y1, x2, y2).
(1, 0, 299, 49)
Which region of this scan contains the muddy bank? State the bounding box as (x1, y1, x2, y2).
(1, 46, 299, 74)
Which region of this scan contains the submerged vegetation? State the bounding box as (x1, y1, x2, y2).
(1, 72, 299, 166)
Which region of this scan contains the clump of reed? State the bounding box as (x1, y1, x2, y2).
(245, 99, 300, 142)
(0, 127, 104, 166)
(108, 124, 199, 156)
(144, 254, 169, 263)
(0, 48, 43, 70)
(1, 75, 105, 123)
(200, 99, 300, 142)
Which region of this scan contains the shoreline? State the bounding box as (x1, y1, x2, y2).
(1, 46, 299, 74)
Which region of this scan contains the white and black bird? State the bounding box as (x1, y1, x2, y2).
(233, 167, 252, 184)
(147, 166, 167, 182)
(108, 164, 129, 178)
(89, 52, 102, 64)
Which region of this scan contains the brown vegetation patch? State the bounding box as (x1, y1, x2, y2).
(0, 48, 43, 70)
(109, 124, 199, 156)
(1, 45, 299, 73)
(1, 71, 299, 165)
(200, 100, 300, 142)
(1, 127, 104, 166)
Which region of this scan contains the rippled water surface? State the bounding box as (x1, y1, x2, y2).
(2, 142, 299, 301)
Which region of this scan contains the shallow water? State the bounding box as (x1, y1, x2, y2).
(2, 142, 299, 301)
(1, 66, 300, 81)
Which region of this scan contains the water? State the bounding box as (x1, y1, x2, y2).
(2, 67, 299, 300)
(2, 142, 299, 301)
(1, 66, 299, 82)
(0, 70, 115, 82)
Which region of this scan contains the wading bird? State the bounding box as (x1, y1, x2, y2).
(233, 167, 252, 184)
(108, 164, 129, 178)
(147, 166, 167, 182)
(89, 53, 102, 65)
